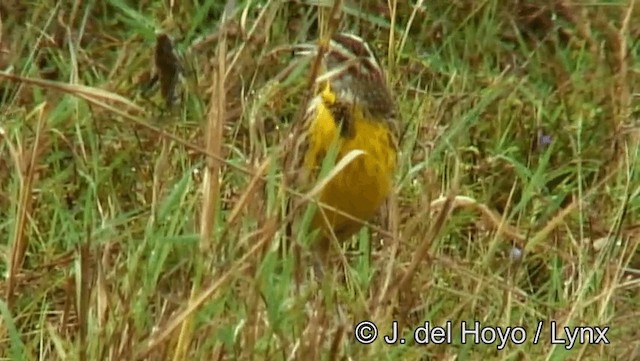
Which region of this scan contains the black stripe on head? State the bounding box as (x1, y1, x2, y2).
(327, 33, 385, 81)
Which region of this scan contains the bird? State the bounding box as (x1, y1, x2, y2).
(286, 32, 399, 267)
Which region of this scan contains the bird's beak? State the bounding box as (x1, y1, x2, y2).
(291, 43, 318, 58)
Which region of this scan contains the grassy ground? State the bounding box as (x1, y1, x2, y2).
(1, 0, 640, 360)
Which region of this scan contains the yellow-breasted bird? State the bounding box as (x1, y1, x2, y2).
(287, 33, 398, 264)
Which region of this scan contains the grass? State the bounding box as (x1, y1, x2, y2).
(1, 0, 639, 360)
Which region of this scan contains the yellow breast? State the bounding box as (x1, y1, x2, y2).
(303, 85, 397, 240)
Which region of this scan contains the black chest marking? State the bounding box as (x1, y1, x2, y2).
(327, 100, 356, 139)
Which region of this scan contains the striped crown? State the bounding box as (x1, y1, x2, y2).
(296, 33, 396, 121)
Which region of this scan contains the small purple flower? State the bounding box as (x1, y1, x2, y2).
(538, 132, 552, 147)
(509, 246, 523, 261)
